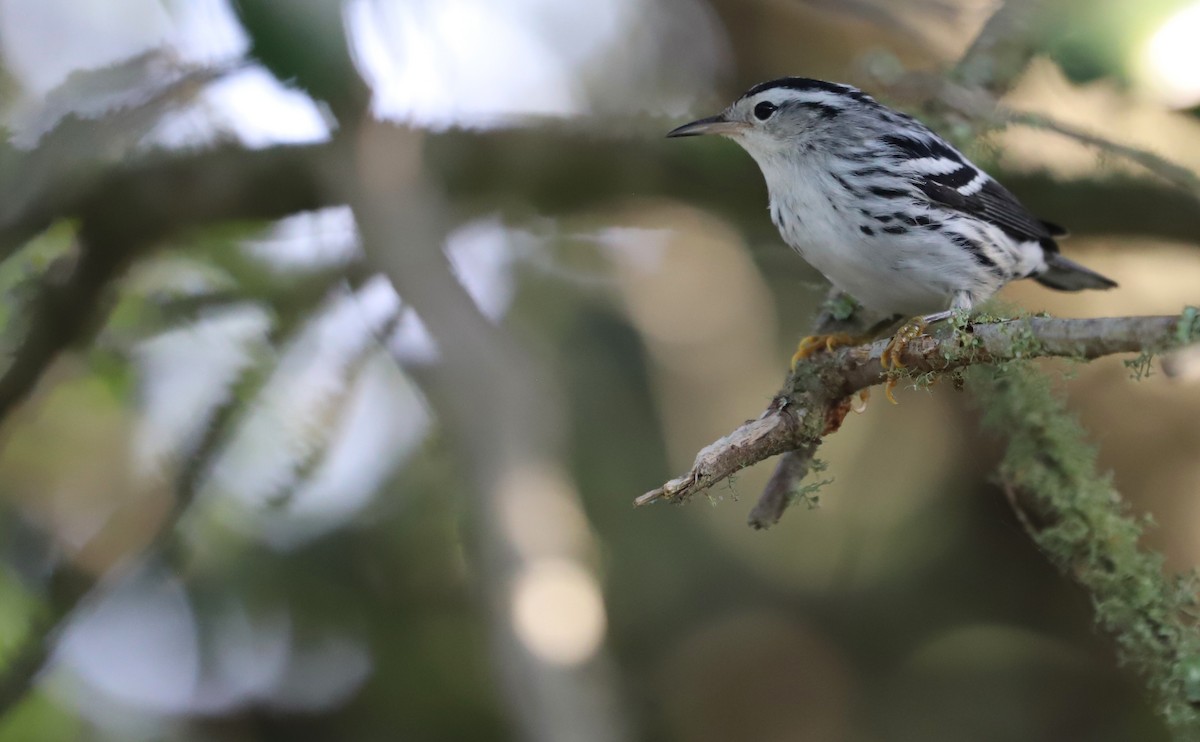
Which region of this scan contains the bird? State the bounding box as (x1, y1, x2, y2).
(666, 77, 1116, 379)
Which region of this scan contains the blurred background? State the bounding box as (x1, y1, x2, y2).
(0, 0, 1197, 740)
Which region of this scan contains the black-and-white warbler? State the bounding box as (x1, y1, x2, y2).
(667, 77, 1116, 347)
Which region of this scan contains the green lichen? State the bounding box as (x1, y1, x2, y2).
(970, 363, 1200, 736)
(1178, 306, 1200, 346)
(911, 369, 940, 390)
(789, 458, 832, 510)
(1005, 317, 1047, 360)
(822, 292, 860, 322)
(1125, 351, 1156, 381)
(947, 308, 982, 361)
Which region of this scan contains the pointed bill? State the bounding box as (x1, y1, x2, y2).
(665, 114, 747, 138)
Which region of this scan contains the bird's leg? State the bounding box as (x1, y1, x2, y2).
(881, 292, 973, 403)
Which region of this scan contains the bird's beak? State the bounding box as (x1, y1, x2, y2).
(666, 114, 747, 138)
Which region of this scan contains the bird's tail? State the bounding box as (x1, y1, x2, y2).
(1034, 253, 1118, 292)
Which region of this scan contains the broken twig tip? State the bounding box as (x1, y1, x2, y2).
(634, 490, 663, 507)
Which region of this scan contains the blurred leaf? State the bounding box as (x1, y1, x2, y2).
(1044, 0, 1187, 83)
(0, 693, 79, 742)
(0, 574, 37, 662)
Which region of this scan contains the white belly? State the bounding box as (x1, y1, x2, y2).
(764, 163, 1005, 316)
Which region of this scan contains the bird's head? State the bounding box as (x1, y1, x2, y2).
(667, 77, 879, 159)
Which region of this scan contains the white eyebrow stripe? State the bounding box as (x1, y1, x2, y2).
(769, 90, 854, 108)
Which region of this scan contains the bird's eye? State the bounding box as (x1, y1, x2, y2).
(753, 101, 778, 121)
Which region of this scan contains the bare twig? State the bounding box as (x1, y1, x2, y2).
(347, 120, 630, 742)
(636, 313, 1198, 509)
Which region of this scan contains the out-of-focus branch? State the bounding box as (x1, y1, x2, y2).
(771, 0, 963, 55)
(1001, 109, 1200, 202)
(954, 0, 1044, 94)
(0, 140, 338, 264)
(0, 225, 141, 715)
(0, 559, 92, 714)
(346, 120, 629, 742)
(0, 232, 128, 420)
(877, 71, 1200, 206)
(636, 312, 1199, 512)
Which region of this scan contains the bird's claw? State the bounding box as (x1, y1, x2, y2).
(881, 317, 928, 404)
(790, 333, 861, 370)
(851, 388, 870, 413)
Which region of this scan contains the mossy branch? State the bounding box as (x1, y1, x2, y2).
(635, 311, 1199, 511)
(972, 364, 1200, 733)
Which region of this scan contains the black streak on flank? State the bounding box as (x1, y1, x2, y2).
(882, 225, 907, 235)
(869, 186, 911, 199)
(897, 213, 935, 228)
(859, 225, 874, 236)
(833, 173, 859, 195)
(949, 233, 1001, 273)
(770, 204, 789, 231)
(851, 166, 890, 177)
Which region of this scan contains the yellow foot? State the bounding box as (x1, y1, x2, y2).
(790, 333, 861, 370)
(881, 317, 929, 404)
(880, 317, 928, 370)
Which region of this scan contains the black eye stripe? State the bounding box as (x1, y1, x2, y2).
(753, 101, 778, 120)
(755, 99, 840, 122)
(802, 102, 841, 119)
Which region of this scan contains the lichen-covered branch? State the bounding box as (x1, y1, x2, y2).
(636, 311, 1199, 511)
(973, 365, 1200, 732)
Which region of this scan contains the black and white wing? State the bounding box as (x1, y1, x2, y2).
(879, 133, 1058, 247)
(879, 131, 1116, 290)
